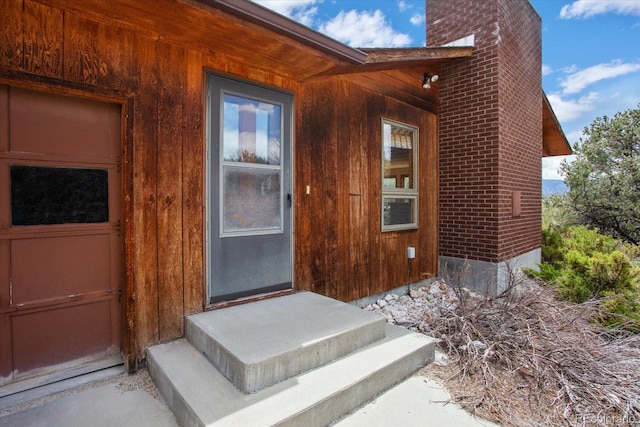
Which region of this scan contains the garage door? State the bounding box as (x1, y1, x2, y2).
(0, 85, 122, 387)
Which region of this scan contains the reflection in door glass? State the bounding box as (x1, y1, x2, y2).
(223, 167, 281, 234)
(10, 165, 109, 225)
(223, 94, 281, 165)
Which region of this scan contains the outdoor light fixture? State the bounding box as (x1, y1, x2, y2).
(422, 73, 439, 89)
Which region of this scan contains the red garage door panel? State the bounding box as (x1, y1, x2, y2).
(11, 234, 111, 304)
(0, 84, 122, 387)
(11, 300, 117, 375)
(8, 87, 120, 160)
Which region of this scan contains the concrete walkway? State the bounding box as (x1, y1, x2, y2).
(0, 370, 497, 427)
(335, 376, 498, 426)
(0, 381, 178, 427)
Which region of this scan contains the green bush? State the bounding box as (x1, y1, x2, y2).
(541, 227, 565, 266)
(600, 289, 640, 332)
(562, 225, 618, 256)
(534, 225, 640, 331)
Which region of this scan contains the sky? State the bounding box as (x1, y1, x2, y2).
(252, 0, 640, 180)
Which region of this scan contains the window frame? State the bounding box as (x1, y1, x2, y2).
(218, 90, 285, 238)
(380, 118, 419, 231)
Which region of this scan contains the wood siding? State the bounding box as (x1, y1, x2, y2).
(296, 80, 439, 302)
(0, 0, 439, 366)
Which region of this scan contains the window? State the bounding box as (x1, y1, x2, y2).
(381, 119, 418, 231)
(10, 165, 109, 226)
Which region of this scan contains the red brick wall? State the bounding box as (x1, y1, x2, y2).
(427, 0, 542, 263)
(496, 0, 543, 260)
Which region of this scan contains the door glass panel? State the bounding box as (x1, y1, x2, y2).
(221, 92, 283, 237)
(10, 165, 109, 226)
(222, 167, 281, 234)
(223, 94, 281, 165)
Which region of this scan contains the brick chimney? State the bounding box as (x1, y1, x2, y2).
(427, 0, 543, 292)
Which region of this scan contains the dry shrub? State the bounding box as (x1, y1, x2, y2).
(423, 269, 640, 426)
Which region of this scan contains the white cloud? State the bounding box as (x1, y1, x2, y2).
(542, 155, 576, 180)
(562, 64, 578, 74)
(559, 60, 640, 94)
(546, 92, 598, 122)
(397, 0, 411, 12)
(410, 13, 425, 26)
(252, 0, 321, 27)
(560, 0, 640, 19)
(318, 9, 412, 47)
(564, 129, 585, 145)
(542, 64, 553, 76)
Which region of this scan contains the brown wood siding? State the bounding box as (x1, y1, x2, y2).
(295, 79, 439, 302)
(296, 80, 336, 298)
(0, 0, 439, 365)
(1, 0, 24, 71)
(157, 42, 185, 341)
(183, 50, 205, 317)
(24, 1, 63, 79)
(130, 34, 159, 364)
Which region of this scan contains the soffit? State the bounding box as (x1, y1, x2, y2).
(39, 0, 356, 79)
(543, 93, 572, 156)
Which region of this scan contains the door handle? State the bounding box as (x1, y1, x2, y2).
(287, 193, 292, 208)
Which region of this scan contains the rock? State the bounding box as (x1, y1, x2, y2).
(433, 348, 449, 366)
(386, 306, 408, 319)
(363, 280, 469, 342)
(398, 295, 412, 304)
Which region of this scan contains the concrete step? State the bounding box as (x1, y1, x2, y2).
(185, 292, 387, 393)
(148, 324, 435, 427)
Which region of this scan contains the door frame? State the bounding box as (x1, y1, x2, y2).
(205, 72, 294, 307)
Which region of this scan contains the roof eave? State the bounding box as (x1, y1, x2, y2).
(542, 92, 572, 157)
(308, 46, 474, 78)
(197, 0, 367, 64)
(360, 46, 474, 63)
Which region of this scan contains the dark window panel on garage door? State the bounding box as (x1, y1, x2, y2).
(10, 165, 109, 225)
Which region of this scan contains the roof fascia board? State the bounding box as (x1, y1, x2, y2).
(197, 0, 367, 64)
(361, 47, 474, 63)
(307, 46, 474, 79)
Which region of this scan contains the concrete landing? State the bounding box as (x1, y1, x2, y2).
(148, 291, 438, 426)
(148, 324, 435, 427)
(186, 292, 386, 393)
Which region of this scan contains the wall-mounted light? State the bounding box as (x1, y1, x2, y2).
(422, 73, 439, 89)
